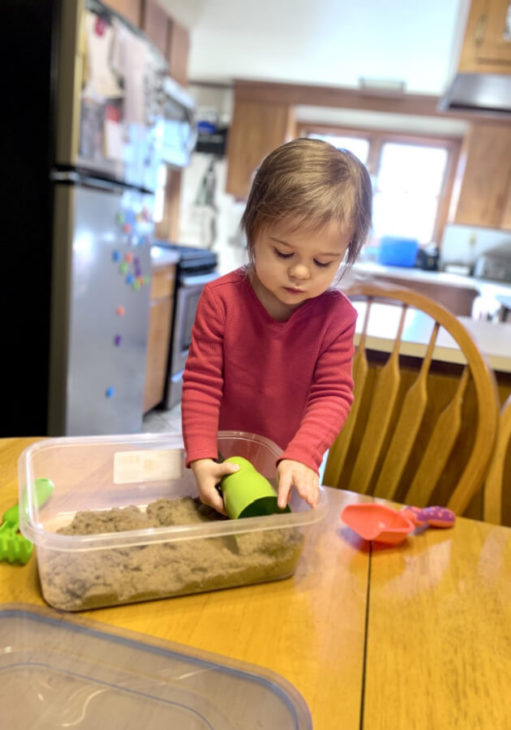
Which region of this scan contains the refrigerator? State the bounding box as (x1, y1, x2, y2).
(2, 0, 196, 437)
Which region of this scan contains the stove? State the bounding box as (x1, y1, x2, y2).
(153, 242, 219, 410)
(154, 241, 217, 274)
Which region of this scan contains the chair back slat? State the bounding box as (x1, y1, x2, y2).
(373, 322, 441, 500)
(323, 298, 373, 487)
(484, 395, 511, 526)
(323, 345, 369, 487)
(348, 305, 407, 494)
(405, 368, 469, 506)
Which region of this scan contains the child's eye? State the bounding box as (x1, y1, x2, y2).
(274, 248, 293, 259)
(314, 260, 331, 268)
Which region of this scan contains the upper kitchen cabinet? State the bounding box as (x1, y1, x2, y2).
(104, 0, 190, 86)
(102, 0, 141, 28)
(166, 19, 190, 86)
(225, 84, 297, 199)
(450, 122, 511, 229)
(459, 0, 511, 73)
(141, 0, 168, 56)
(140, 0, 190, 84)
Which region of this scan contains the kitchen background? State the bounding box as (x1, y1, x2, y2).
(2, 0, 511, 438)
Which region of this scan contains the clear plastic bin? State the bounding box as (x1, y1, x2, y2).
(0, 604, 312, 729)
(18, 431, 327, 611)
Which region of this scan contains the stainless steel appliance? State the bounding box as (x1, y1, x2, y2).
(2, 0, 196, 437)
(473, 242, 511, 283)
(153, 244, 219, 410)
(439, 72, 511, 117)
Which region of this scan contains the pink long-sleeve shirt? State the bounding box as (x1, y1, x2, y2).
(182, 267, 356, 472)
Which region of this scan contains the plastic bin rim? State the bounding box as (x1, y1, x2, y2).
(20, 489, 328, 551)
(18, 431, 326, 551)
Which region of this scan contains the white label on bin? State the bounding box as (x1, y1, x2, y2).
(113, 449, 184, 484)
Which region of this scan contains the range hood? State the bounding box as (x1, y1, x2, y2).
(439, 72, 511, 116)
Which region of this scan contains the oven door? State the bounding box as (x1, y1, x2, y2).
(165, 271, 219, 409)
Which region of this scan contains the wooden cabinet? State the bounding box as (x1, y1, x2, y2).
(167, 19, 190, 86)
(449, 122, 511, 229)
(225, 91, 296, 199)
(141, 0, 168, 56)
(501, 181, 511, 229)
(459, 0, 511, 73)
(144, 264, 176, 413)
(103, 0, 190, 89)
(102, 0, 141, 27)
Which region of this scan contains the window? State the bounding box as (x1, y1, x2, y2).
(304, 128, 460, 245)
(309, 133, 370, 165)
(373, 142, 448, 242)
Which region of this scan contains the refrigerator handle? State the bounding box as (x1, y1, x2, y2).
(51, 170, 125, 195)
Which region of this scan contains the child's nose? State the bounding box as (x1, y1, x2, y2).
(289, 262, 310, 280)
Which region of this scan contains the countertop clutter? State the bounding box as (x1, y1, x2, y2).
(347, 259, 511, 321)
(352, 260, 511, 295)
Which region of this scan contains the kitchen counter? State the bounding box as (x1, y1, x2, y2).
(350, 300, 511, 374)
(150, 246, 180, 268)
(348, 262, 511, 318)
(351, 261, 480, 290)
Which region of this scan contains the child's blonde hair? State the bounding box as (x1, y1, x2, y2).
(241, 137, 372, 264)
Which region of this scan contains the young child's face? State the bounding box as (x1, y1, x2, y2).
(250, 218, 351, 319)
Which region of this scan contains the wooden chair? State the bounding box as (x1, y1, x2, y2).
(484, 395, 511, 526)
(323, 281, 500, 515)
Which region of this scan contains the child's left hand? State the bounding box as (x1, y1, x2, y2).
(276, 459, 319, 510)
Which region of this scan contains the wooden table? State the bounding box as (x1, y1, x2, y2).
(2, 438, 511, 728)
(0, 437, 370, 730)
(364, 517, 511, 729)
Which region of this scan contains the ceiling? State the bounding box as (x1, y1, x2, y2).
(159, 0, 468, 97)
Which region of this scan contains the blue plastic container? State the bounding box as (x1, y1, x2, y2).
(378, 236, 419, 267)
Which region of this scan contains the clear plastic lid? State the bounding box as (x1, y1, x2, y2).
(0, 605, 312, 729)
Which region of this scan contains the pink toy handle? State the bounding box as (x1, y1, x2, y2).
(401, 505, 456, 528)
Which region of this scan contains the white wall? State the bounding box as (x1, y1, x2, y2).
(178, 152, 248, 274)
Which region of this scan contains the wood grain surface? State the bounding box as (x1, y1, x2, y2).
(364, 516, 511, 729)
(4, 436, 511, 728)
(0, 437, 370, 730)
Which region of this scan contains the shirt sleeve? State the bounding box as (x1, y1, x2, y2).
(181, 286, 225, 466)
(279, 308, 356, 472)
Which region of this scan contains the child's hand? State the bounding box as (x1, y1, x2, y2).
(276, 459, 319, 509)
(190, 458, 240, 515)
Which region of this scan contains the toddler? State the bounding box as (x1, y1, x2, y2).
(182, 137, 372, 514)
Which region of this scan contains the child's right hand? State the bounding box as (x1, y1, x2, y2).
(190, 458, 241, 515)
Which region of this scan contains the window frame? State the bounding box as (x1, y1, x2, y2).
(300, 123, 462, 246)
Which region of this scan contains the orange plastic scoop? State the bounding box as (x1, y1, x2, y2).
(341, 503, 414, 545)
(341, 503, 456, 545)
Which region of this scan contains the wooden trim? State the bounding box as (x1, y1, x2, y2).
(300, 123, 463, 145)
(484, 394, 511, 525)
(155, 167, 182, 242)
(230, 79, 494, 123)
(167, 19, 190, 86)
(141, 0, 168, 57)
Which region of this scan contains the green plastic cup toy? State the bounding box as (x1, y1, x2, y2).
(220, 456, 291, 519)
